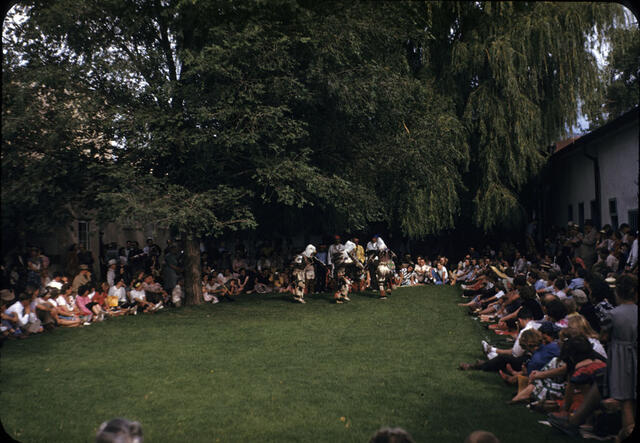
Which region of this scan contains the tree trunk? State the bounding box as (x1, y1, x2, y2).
(183, 235, 202, 305)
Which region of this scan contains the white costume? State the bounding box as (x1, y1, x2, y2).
(291, 244, 317, 304)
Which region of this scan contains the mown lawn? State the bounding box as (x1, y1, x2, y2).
(0, 286, 571, 442)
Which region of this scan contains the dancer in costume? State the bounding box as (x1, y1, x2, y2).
(375, 248, 397, 299)
(363, 235, 396, 299)
(331, 241, 364, 304)
(290, 244, 324, 304)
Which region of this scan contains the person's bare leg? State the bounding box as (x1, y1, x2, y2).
(510, 384, 534, 403)
(568, 383, 601, 425)
(57, 318, 82, 327)
(618, 400, 635, 440)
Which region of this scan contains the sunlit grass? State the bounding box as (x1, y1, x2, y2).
(0, 286, 571, 442)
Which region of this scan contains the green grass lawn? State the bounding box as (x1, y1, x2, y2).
(0, 286, 573, 442)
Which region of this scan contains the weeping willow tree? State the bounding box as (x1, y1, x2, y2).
(604, 16, 640, 120)
(424, 1, 626, 231)
(2, 0, 631, 270)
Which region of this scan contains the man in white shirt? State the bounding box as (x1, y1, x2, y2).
(129, 282, 157, 313)
(366, 234, 388, 252)
(6, 293, 42, 334)
(108, 279, 130, 307)
(461, 308, 540, 371)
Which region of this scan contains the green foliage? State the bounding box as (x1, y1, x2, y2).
(604, 19, 640, 119)
(1, 50, 115, 249)
(427, 1, 625, 230)
(2, 0, 633, 243)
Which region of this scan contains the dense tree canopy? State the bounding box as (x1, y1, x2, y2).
(2, 1, 635, 302)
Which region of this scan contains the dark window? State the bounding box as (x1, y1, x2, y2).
(609, 198, 617, 216)
(568, 204, 573, 222)
(578, 202, 584, 227)
(590, 200, 600, 229)
(629, 209, 638, 232)
(609, 198, 618, 229)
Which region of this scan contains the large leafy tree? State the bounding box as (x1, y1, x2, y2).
(2, 1, 630, 301)
(604, 17, 640, 119)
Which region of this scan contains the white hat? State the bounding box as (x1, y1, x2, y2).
(302, 244, 316, 258)
(47, 281, 63, 290)
(108, 259, 118, 266)
(605, 277, 616, 288)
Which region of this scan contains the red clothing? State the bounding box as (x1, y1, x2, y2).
(92, 291, 107, 308)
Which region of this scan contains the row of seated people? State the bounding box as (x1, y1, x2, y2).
(455, 255, 637, 442)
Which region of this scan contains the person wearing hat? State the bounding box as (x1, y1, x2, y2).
(0, 289, 15, 305)
(71, 264, 92, 294)
(106, 259, 119, 287)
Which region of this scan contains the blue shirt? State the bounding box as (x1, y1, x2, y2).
(534, 279, 547, 291)
(527, 342, 561, 373)
(568, 278, 584, 290)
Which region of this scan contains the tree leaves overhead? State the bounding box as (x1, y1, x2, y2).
(2, 0, 632, 244)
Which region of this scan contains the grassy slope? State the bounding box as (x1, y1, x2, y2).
(0, 286, 571, 442)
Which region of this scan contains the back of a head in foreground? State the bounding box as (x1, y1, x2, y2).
(464, 430, 501, 443)
(96, 418, 143, 443)
(369, 427, 415, 443)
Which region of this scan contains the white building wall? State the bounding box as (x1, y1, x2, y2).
(548, 110, 639, 230)
(550, 153, 596, 227)
(597, 123, 639, 228)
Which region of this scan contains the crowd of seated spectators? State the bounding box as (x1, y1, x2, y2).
(1, 233, 462, 339)
(455, 221, 637, 442)
(1, 221, 636, 441)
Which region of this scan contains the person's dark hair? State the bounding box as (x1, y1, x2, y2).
(560, 335, 593, 370)
(616, 274, 638, 301)
(554, 278, 566, 290)
(19, 292, 31, 302)
(576, 268, 587, 279)
(49, 287, 60, 298)
(513, 275, 527, 288)
(545, 299, 568, 322)
(589, 277, 612, 303)
(61, 283, 71, 294)
(52, 271, 63, 279)
(95, 418, 143, 443)
(548, 271, 558, 282)
(369, 426, 415, 443)
(519, 286, 536, 301)
(78, 284, 89, 296)
(517, 307, 533, 320)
